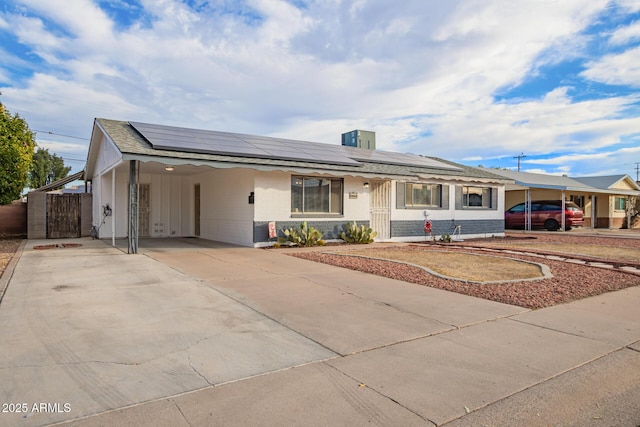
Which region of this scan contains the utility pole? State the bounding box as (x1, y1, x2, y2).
(634, 162, 640, 182)
(513, 153, 527, 172)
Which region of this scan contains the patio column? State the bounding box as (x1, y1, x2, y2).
(128, 160, 139, 254)
(112, 168, 116, 247)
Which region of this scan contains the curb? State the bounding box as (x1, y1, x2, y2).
(0, 239, 27, 306)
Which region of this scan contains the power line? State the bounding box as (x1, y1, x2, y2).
(33, 130, 89, 141)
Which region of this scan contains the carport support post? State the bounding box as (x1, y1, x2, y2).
(561, 191, 566, 231)
(112, 169, 116, 247)
(128, 160, 139, 254)
(525, 189, 532, 231)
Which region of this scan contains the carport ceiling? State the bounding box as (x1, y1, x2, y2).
(129, 161, 210, 176)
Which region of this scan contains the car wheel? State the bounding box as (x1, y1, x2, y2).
(544, 219, 559, 231)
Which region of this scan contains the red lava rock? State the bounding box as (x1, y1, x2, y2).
(289, 239, 640, 310)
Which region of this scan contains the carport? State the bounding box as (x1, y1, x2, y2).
(484, 169, 640, 230)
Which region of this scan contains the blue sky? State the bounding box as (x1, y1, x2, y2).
(1, 0, 639, 180)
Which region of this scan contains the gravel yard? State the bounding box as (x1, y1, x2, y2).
(289, 234, 640, 309)
(0, 239, 21, 277)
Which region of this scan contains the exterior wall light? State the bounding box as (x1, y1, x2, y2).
(363, 182, 370, 189)
(165, 166, 174, 171)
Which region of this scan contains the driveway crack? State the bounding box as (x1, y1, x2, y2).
(171, 399, 194, 427)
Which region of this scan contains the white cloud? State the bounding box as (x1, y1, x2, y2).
(0, 0, 638, 179)
(609, 20, 640, 45)
(581, 46, 640, 87)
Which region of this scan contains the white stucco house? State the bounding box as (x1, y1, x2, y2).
(85, 119, 511, 252)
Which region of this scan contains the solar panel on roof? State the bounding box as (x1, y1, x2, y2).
(130, 121, 362, 166)
(129, 121, 461, 171)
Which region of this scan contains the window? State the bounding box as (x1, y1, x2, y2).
(507, 203, 525, 213)
(614, 197, 626, 211)
(570, 195, 585, 208)
(462, 186, 492, 208)
(291, 176, 343, 215)
(405, 183, 441, 207)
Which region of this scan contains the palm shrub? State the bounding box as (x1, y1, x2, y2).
(339, 221, 377, 244)
(278, 221, 326, 247)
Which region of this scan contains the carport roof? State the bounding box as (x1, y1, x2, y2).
(484, 169, 640, 196)
(91, 118, 510, 183)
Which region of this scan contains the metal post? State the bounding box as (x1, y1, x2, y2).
(525, 189, 532, 231)
(128, 160, 139, 254)
(561, 192, 566, 231)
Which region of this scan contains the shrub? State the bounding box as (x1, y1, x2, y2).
(339, 221, 377, 244)
(439, 233, 453, 243)
(278, 221, 325, 247)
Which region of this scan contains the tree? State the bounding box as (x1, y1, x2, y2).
(0, 101, 36, 205)
(29, 147, 72, 189)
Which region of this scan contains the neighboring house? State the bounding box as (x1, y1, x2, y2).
(85, 119, 511, 251)
(484, 169, 640, 229)
(573, 175, 640, 228)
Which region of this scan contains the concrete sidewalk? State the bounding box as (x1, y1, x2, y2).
(0, 238, 638, 426)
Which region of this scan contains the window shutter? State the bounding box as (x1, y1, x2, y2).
(455, 185, 462, 210)
(396, 182, 406, 209)
(441, 185, 449, 209)
(491, 187, 498, 210)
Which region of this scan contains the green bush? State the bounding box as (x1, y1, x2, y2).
(439, 233, 453, 243)
(339, 221, 377, 244)
(278, 221, 325, 247)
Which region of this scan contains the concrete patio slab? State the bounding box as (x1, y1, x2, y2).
(0, 239, 335, 426)
(443, 348, 640, 427)
(513, 285, 640, 347)
(630, 340, 640, 352)
(327, 318, 616, 426)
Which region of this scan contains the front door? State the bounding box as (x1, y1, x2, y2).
(139, 184, 150, 237)
(369, 180, 390, 240)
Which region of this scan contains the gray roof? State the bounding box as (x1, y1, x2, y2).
(484, 168, 640, 195)
(573, 175, 640, 191)
(92, 119, 510, 183)
(30, 170, 85, 193)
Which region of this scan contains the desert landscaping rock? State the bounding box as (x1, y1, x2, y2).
(291, 236, 640, 309)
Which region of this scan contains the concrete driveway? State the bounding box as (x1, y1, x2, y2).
(0, 237, 639, 426)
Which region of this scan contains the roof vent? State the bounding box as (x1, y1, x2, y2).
(341, 130, 375, 150)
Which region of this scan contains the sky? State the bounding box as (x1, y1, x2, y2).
(1, 0, 639, 180)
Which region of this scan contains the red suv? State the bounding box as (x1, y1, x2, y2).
(505, 200, 585, 231)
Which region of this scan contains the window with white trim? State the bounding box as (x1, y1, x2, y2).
(291, 176, 343, 215)
(405, 183, 442, 208)
(614, 197, 626, 211)
(462, 186, 492, 208)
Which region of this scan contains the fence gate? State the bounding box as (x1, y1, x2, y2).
(47, 194, 81, 238)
